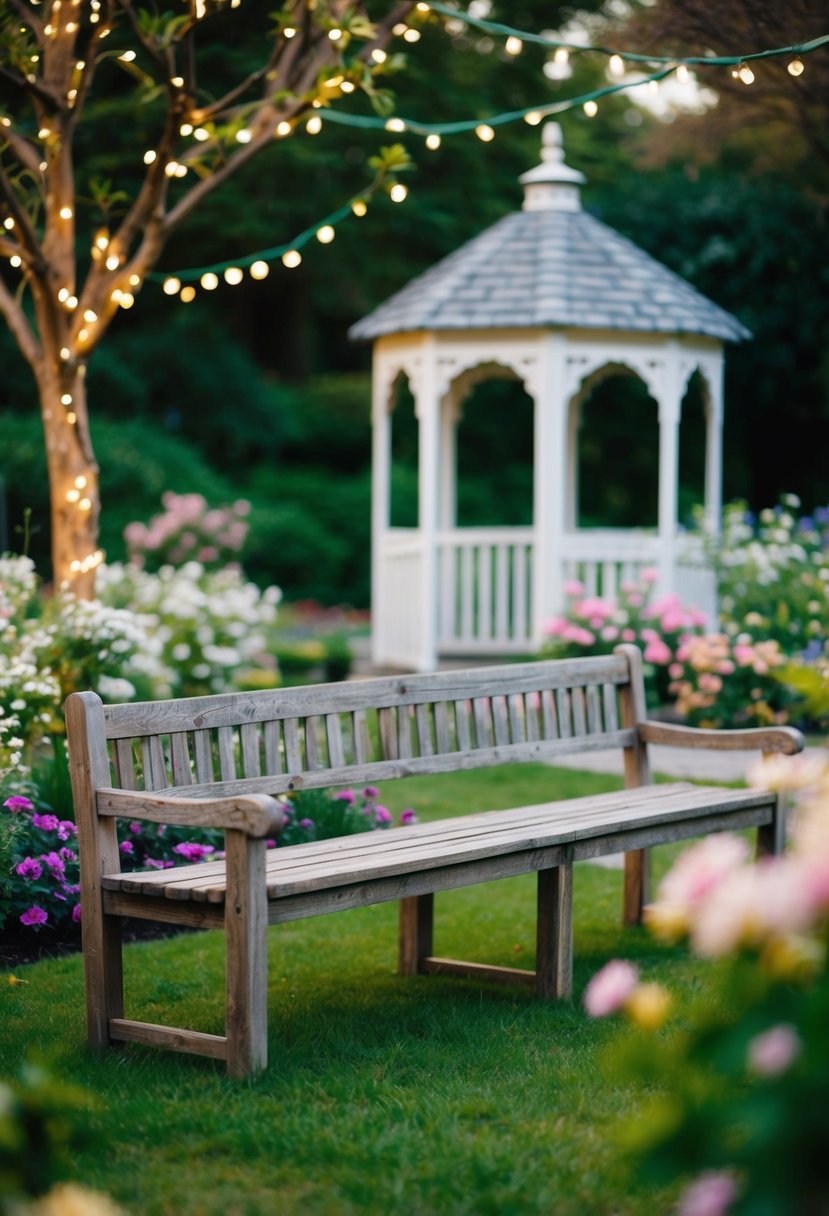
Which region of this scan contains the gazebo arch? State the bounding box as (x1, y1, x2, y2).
(352, 124, 749, 671)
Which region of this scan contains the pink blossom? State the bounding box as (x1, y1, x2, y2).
(563, 579, 585, 597)
(41, 851, 66, 876)
(644, 638, 672, 665)
(660, 607, 690, 633)
(669, 663, 684, 679)
(400, 809, 417, 825)
(363, 786, 380, 799)
(119, 840, 134, 855)
(621, 629, 636, 642)
(542, 617, 568, 637)
(198, 546, 219, 563)
(374, 806, 392, 825)
(4, 795, 34, 813)
(747, 1024, 801, 1076)
(20, 905, 48, 927)
(640, 567, 659, 584)
(562, 624, 595, 646)
(691, 859, 814, 957)
(627, 593, 643, 607)
(657, 834, 750, 910)
(72, 903, 82, 923)
(583, 959, 639, 1017)
(334, 789, 356, 804)
(600, 626, 619, 642)
(578, 597, 614, 622)
(58, 820, 77, 840)
(677, 1171, 738, 1216)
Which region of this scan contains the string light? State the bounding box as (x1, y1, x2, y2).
(403, 28, 421, 43)
(250, 260, 269, 279)
(390, 183, 408, 202)
(223, 266, 244, 284)
(276, 121, 292, 137)
(608, 54, 624, 77)
(200, 272, 218, 290)
(738, 63, 755, 84)
(3, 218, 14, 230)
(583, 99, 598, 117)
(371, 49, 387, 64)
(316, 225, 335, 244)
(425, 133, 441, 150)
(163, 277, 181, 294)
(676, 63, 691, 84)
(306, 115, 322, 135)
(282, 250, 302, 268)
(351, 199, 368, 216)
(505, 36, 522, 56)
(105, 255, 119, 270)
(143, 150, 156, 165)
(180, 286, 196, 302)
(788, 57, 805, 76)
(83, 309, 97, 322)
(236, 128, 252, 143)
(385, 118, 406, 132)
(59, 206, 73, 219)
(194, 127, 210, 141)
(9, 255, 21, 267)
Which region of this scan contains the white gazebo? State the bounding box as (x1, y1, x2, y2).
(350, 124, 750, 672)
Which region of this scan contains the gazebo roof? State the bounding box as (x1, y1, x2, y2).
(350, 125, 750, 345)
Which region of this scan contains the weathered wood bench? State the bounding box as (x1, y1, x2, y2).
(65, 644, 803, 1077)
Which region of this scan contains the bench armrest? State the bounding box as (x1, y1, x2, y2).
(96, 788, 287, 838)
(638, 721, 804, 755)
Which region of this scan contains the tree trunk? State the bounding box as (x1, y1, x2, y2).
(36, 356, 101, 598)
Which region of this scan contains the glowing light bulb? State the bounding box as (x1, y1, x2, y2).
(276, 121, 292, 137)
(403, 28, 420, 42)
(119, 50, 136, 62)
(609, 54, 624, 77)
(371, 49, 387, 64)
(194, 127, 209, 141)
(223, 266, 244, 284)
(67, 412, 76, 424)
(200, 272, 219, 290)
(83, 309, 97, 322)
(118, 292, 134, 309)
(129, 274, 141, 287)
(95, 233, 109, 250)
(283, 25, 296, 37)
(341, 81, 355, 93)
(59, 206, 73, 219)
(390, 183, 408, 203)
(58, 288, 69, 302)
(106, 255, 119, 270)
(180, 286, 196, 303)
(180, 123, 193, 136)
(79, 497, 91, 511)
(505, 36, 522, 55)
(676, 63, 691, 84)
(583, 100, 598, 117)
(235, 128, 252, 143)
(282, 250, 302, 268)
(524, 110, 543, 126)
(385, 118, 406, 132)
(170, 76, 184, 87)
(554, 47, 569, 66)
(738, 63, 755, 84)
(787, 57, 804, 76)
(425, 133, 441, 150)
(475, 124, 495, 142)
(306, 115, 323, 135)
(66, 295, 78, 309)
(61, 393, 73, 405)
(74, 475, 87, 489)
(351, 199, 367, 217)
(328, 27, 342, 40)
(78, 328, 89, 341)
(250, 260, 269, 280)
(163, 277, 181, 295)
(392, 23, 407, 36)
(3, 218, 13, 230)
(143, 150, 156, 165)
(165, 161, 179, 177)
(66, 488, 80, 503)
(316, 225, 335, 244)
(10, 255, 21, 268)
(38, 126, 51, 139)
(60, 347, 71, 359)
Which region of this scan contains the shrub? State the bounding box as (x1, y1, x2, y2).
(124, 492, 250, 572)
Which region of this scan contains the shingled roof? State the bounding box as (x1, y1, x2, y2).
(349, 125, 750, 345)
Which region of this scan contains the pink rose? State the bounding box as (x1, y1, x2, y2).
(583, 959, 639, 1017)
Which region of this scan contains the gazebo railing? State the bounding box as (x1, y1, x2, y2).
(375, 529, 426, 668)
(437, 527, 535, 653)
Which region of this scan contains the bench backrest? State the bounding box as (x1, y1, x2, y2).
(68, 646, 650, 801)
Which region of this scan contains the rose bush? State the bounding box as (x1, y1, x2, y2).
(584, 749, 829, 1215)
(124, 491, 250, 572)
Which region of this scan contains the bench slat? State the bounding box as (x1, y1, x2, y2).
(170, 733, 194, 787)
(283, 718, 303, 771)
(217, 726, 237, 781)
(263, 720, 282, 774)
(326, 715, 346, 768)
(113, 739, 137, 790)
(240, 723, 261, 778)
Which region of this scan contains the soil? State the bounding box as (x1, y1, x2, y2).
(1, 920, 196, 969)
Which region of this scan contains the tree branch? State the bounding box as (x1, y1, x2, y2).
(0, 272, 40, 367)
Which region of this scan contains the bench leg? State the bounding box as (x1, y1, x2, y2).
(399, 894, 434, 976)
(536, 865, 573, 1000)
(225, 833, 269, 1078)
(623, 849, 650, 927)
(83, 912, 124, 1052)
(757, 793, 786, 857)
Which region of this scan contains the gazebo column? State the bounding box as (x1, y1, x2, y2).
(704, 360, 724, 535)
(370, 360, 393, 667)
(657, 348, 683, 594)
(415, 342, 441, 671)
(439, 388, 461, 530)
(533, 336, 567, 641)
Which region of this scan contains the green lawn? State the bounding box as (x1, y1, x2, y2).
(2, 765, 721, 1216)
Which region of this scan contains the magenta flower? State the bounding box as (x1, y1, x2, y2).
(334, 789, 356, 804)
(374, 806, 392, 825)
(400, 809, 417, 826)
(57, 820, 77, 840)
(363, 786, 380, 799)
(173, 842, 215, 863)
(40, 851, 65, 877)
(677, 1171, 738, 1216)
(3, 795, 34, 813)
(72, 903, 82, 923)
(20, 905, 48, 927)
(15, 857, 43, 881)
(583, 960, 639, 1018)
(32, 812, 60, 832)
(299, 818, 314, 831)
(119, 840, 134, 855)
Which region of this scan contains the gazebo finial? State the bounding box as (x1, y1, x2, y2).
(520, 121, 586, 212)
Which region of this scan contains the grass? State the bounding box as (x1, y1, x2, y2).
(2, 764, 719, 1216)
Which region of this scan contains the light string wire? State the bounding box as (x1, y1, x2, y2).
(426, 0, 829, 67)
(148, 8, 829, 288)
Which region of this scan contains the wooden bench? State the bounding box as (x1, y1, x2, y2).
(65, 644, 803, 1077)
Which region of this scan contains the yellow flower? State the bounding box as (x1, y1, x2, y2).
(6, 974, 28, 986)
(624, 982, 671, 1031)
(643, 901, 688, 944)
(32, 1183, 128, 1216)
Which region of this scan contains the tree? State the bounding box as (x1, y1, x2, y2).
(0, 0, 414, 593)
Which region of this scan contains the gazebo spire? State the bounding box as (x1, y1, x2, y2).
(519, 122, 586, 212)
